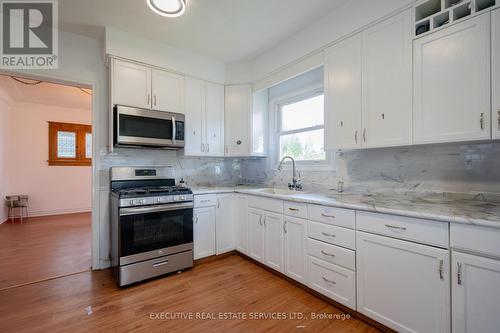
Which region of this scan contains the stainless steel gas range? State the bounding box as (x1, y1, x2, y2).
(110, 166, 193, 287)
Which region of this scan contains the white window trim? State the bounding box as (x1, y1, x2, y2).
(268, 83, 335, 172)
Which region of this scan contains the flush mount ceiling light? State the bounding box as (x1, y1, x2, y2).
(146, 0, 186, 17)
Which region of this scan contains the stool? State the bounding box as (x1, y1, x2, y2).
(5, 195, 29, 223)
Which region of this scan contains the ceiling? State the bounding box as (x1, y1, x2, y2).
(0, 75, 92, 110)
(59, 0, 347, 62)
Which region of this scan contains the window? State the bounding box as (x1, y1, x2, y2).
(278, 93, 325, 162)
(48, 122, 92, 166)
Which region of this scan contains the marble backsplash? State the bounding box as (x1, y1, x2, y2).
(241, 142, 500, 194)
(99, 142, 500, 195)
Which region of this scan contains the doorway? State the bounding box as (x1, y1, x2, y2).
(0, 74, 94, 290)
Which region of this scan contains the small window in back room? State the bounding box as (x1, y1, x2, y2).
(48, 122, 92, 166)
(278, 93, 325, 161)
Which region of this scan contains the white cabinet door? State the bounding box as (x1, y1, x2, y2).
(184, 77, 205, 156)
(112, 59, 151, 109)
(248, 208, 265, 263)
(284, 216, 307, 284)
(452, 251, 500, 333)
(493, 9, 500, 140)
(362, 9, 412, 148)
(357, 231, 450, 333)
(151, 69, 184, 113)
(264, 212, 284, 273)
(324, 33, 362, 150)
(215, 194, 235, 255)
(205, 82, 225, 157)
(414, 14, 491, 144)
(225, 85, 251, 156)
(193, 207, 216, 260)
(235, 194, 248, 254)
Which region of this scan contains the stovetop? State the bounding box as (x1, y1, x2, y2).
(114, 186, 192, 199)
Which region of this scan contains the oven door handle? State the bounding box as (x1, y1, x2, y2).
(119, 203, 194, 216)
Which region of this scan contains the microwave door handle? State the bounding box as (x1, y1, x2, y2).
(172, 116, 176, 144)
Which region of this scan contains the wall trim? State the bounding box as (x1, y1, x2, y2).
(27, 207, 92, 218)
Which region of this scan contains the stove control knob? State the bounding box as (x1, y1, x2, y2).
(129, 200, 136, 205)
(173, 196, 179, 202)
(180, 195, 186, 201)
(139, 199, 145, 205)
(157, 198, 161, 203)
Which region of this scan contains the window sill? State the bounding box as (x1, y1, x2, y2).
(48, 160, 91, 166)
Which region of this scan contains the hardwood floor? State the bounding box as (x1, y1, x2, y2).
(0, 212, 91, 290)
(0, 255, 380, 333)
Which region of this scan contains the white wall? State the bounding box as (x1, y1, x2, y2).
(105, 27, 226, 83)
(0, 94, 11, 223)
(2, 102, 92, 217)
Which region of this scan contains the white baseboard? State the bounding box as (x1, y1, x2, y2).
(27, 207, 92, 218)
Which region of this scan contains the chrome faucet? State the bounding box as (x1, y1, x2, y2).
(277, 156, 302, 191)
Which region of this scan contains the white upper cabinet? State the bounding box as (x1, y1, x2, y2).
(225, 85, 252, 156)
(205, 82, 225, 156)
(324, 33, 362, 150)
(357, 231, 450, 333)
(362, 9, 412, 148)
(184, 77, 205, 156)
(452, 251, 500, 333)
(151, 69, 184, 113)
(493, 9, 500, 140)
(414, 14, 491, 144)
(112, 59, 151, 109)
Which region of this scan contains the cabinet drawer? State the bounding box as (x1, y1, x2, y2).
(308, 204, 355, 229)
(451, 223, 500, 258)
(357, 211, 449, 248)
(308, 256, 356, 310)
(284, 201, 307, 219)
(247, 196, 283, 213)
(308, 221, 355, 250)
(194, 194, 217, 208)
(308, 238, 355, 270)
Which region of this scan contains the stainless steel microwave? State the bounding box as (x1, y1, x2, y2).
(113, 105, 185, 149)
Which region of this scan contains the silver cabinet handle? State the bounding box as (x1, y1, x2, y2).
(201, 143, 205, 152)
(283, 221, 287, 234)
(363, 128, 367, 142)
(207, 144, 209, 153)
(152, 260, 169, 268)
(321, 250, 335, 257)
(288, 207, 300, 211)
(384, 224, 407, 231)
(147, 94, 150, 106)
(439, 259, 444, 280)
(259, 215, 263, 226)
(322, 276, 336, 284)
(497, 110, 500, 130)
(480, 113, 485, 130)
(457, 262, 463, 285)
(217, 198, 220, 209)
(355, 130, 358, 143)
(321, 213, 335, 219)
(194, 214, 198, 223)
(263, 216, 266, 227)
(154, 95, 157, 107)
(321, 232, 336, 237)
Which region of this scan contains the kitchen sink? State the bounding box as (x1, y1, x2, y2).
(254, 188, 307, 196)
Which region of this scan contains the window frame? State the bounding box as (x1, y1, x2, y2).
(48, 121, 92, 166)
(271, 86, 332, 170)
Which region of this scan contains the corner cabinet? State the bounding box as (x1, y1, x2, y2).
(414, 14, 491, 144)
(493, 9, 500, 140)
(184, 78, 225, 156)
(324, 33, 362, 150)
(356, 231, 450, 333)
(361, 9, 412, 148)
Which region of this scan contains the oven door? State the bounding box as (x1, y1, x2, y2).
(114, 105, 185, 148)
(119, 202, 193, 265)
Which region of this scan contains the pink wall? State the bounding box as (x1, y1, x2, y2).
(3, 102, 91, 217)
(0, 98, 10, 222)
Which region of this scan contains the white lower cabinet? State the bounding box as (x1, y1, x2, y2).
(356, 231, 450, 333)
(235, 194, 249, 255)
(193, 206, 216, 260)
(284, 216, 307, 284)
(248, 208, 266, 263)
(264, 212, 284, 273)
(308, 256, 356, 309)
(215, 194, 235, 255)
(452, 251, 500, 333)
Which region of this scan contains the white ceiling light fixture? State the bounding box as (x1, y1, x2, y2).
(146, 0, 186, 18)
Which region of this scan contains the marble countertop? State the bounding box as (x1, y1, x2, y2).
(192, 186, 500, 229)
